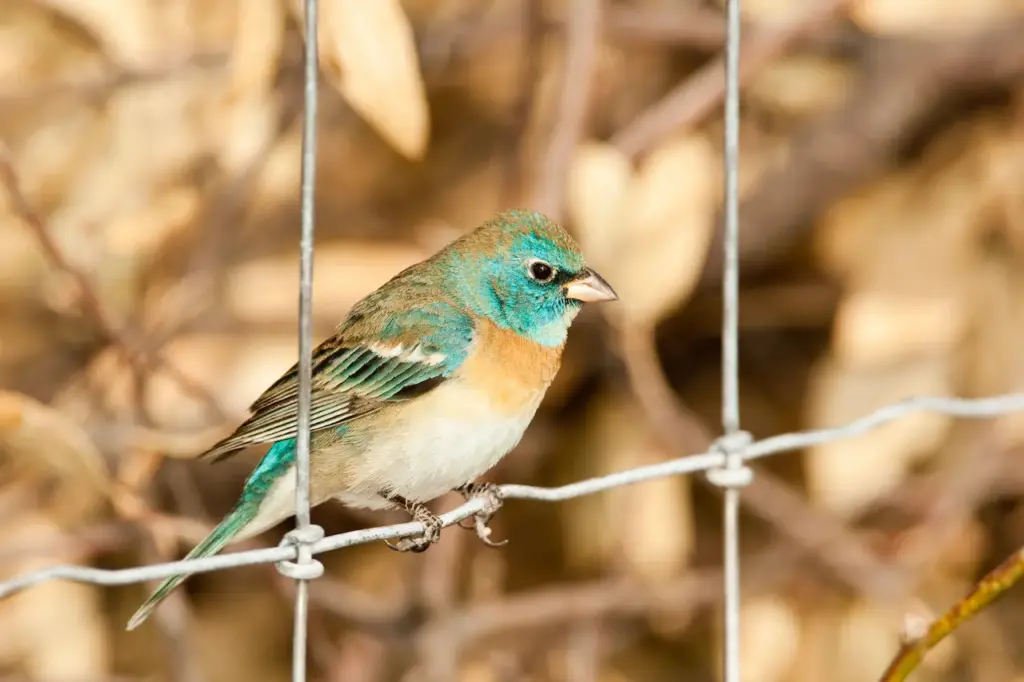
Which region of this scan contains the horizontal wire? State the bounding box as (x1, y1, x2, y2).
(746, 393, 1024, 458)
(1, 391, 1023, 599)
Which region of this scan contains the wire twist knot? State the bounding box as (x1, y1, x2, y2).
(706, 430, 753, 489)
(275, 524, 325, 581)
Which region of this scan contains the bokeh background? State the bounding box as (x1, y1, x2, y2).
(3, 0, 1024, 680)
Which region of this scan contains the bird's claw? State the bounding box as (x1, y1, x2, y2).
(455, 482, 507, 548)
(470, 513, 508, 548)
(385, 534, 436, 553)
(385, 498, 442, 553)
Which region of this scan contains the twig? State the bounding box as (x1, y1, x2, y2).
(416, 546, 796, 651)
(0, 147, 226, 419)
(437, 3, 731, 60)
(530, 0, 602, 220)
(0, 522, 130, 566)
(0, 52, 227, 104)
(564, 623, 600, 682)
(417, 496, 468, 682)
(610, 0, 852, 159)
(308, 579, 410, 632)
(606, 4, 726, 49)
(740, 467, 905, 599)
(167, 66, 306, 335)
(94, 422, 235, 460)
(877, 546, 1024, 682)
(0, 147, 128, 349)
(891, 425, 1003, 573)
(501, 0, 544, 206)
(141, 541, 205, 682)
(328, 632, 388, 682)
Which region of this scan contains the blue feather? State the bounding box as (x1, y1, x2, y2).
(447, 227, 585, 346)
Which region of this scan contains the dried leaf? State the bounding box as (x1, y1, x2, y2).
(815, 173, 919, 281)
(747, 55, 853, 117)
(34, 71, 220, 319)
(567, 141, 633, 269)
(61, 333, 298, 431)
(229, 0, 285, 98)
(0, 390, 109, 523)
(617, 134, 720, 326)
(106, 187, 200, 259)
(712, 0, 821, 23)
(803, 356, 953, 518)
(0, 3, 105, 94)
(852, 0, 1020, 35)
(225, 241, 430, 325)
(0, 212, 48, 303)
(561, 390, 694, 580)
(0, 512, 110, 678)
(970, 254, 1024, 449)
(215, 93, 281, 174)
(40, 0, 161, 66)
(211, 0, 286, 172)
(738, 596, 802, 682)
(817, 117, 1013, 286)
(188, 585, 292, 682)
(833, 291, 966, 368)
(314, 0, 431, 160)
(567, 135, 719, 327)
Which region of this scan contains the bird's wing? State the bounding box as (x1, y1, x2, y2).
(202, 301, 474, 462)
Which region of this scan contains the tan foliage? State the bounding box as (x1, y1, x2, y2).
(2, 1, 1024, 680)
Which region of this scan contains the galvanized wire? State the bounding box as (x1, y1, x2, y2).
(3, 3, 1024, 681)
(720, 0, 742, 440)
(290, 0, 320, 679)
(714, 2, 749, 681)
(3, 393, 1024, 595)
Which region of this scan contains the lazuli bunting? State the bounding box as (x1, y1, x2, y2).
(127, 209, 617, 630)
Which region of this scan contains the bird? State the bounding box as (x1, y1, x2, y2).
(125, 209, 617, 630)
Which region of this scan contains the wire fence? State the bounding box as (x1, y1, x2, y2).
(3, 0, 1024, 681)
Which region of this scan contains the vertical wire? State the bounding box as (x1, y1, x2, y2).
(294, 0, 319, 680)
(721, 1, 743, 682)
(721, 2, 742, 435)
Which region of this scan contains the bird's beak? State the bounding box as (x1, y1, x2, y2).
(564, 267, 618, 303)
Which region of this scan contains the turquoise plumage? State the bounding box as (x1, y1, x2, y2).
(126, 209, 617, 630)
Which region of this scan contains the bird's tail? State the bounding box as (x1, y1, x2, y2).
(125, 507, 252, 630)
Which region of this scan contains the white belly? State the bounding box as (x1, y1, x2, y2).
(235, 381, 544, 539)
(334, 380, 544, 509)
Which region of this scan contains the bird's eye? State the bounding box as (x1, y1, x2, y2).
(528, 260, 555, 282)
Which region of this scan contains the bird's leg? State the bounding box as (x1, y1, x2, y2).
(454, 481, 507, 548)
(384, 495, 442, 553)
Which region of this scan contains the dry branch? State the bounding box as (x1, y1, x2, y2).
(529, 0, 602, 220)
(611, 0, 852, 159)
(0, 148, 225, 420)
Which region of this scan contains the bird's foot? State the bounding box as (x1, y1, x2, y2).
(385, 496, 442, 553)
(455, 482, 507, 548)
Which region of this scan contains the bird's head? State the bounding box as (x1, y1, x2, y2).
(443, 209, 617, 346)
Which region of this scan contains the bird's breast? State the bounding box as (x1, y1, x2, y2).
(341, 379, 542, 504)
(457, 318, 563, 416)
(317, 320, 564, 506)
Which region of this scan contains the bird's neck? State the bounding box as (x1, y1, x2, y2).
(483, 296, 580, 347)
(521, 305, 580, 346)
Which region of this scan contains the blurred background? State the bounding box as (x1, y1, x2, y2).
(2, 0, 1024, 680)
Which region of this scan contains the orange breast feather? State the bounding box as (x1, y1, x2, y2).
(458, 319, 563, 414)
